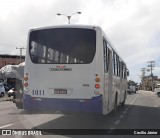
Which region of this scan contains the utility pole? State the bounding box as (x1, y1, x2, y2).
(147, 61, 155, 91)
(141, 68, 146, 90)
(16, 47, 25, 63)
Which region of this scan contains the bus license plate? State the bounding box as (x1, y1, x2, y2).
(54, 89, 67, 94)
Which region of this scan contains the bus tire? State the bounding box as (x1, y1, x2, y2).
(113, 94, 118, 113)
(121, 92, 126, 106)
(158, 92, 160, 97)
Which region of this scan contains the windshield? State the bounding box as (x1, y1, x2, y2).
(29, 28, 96, 64)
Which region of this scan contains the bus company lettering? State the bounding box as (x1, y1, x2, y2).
(49, 68, 72, 71)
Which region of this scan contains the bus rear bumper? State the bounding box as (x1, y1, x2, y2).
(23, 94, 103, 114)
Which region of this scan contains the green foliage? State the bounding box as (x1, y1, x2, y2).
(128, 80, 138, 86)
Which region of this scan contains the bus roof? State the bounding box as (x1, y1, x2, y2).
(29, 24, 100, 32)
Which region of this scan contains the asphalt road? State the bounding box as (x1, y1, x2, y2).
(0, 90, 160, 138)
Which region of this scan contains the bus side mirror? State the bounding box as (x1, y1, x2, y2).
(127, 70, 129, 76)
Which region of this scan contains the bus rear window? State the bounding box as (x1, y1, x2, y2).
(29, 28, 96, 64)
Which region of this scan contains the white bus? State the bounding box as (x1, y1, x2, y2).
(22, 25, 129, 115)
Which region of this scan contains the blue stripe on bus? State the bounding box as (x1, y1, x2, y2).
(23, 94, 103, 114)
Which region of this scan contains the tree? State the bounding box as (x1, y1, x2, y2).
(128, 80, 138, 86)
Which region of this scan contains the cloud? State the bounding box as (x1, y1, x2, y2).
(0, 0, 84, 54)
(0, 0, 160, 82)
(94, 0, 160, 82)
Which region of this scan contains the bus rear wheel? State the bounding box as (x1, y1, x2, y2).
(113, 95, 117, 113)
(121, 92, 126, 106)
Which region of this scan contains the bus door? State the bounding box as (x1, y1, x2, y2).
(104, 41, 113, 111)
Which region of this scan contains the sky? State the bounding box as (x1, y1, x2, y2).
(0, 0, 160, 83)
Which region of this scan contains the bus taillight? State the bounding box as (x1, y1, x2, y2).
(24, 73, 29, 87)
(95, 77, 100, 82)
(95, 75, 100, 89)
(95, 84, 100, 89)
(24, 82, 28, 87)
(24, 76, 28, 81)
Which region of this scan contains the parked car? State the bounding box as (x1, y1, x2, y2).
(127, 85, 137, 94)
(127, 86, 131, 94)
(8, 88, 15, 97)
(0, 83, 5, 97)
(129, 85, 136, 93)
(3, 83, 12, 92)
(154, 84, 160, 97)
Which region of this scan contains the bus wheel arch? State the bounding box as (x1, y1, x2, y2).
(113, 92, 118, 113)
(121, 91, 126, 106)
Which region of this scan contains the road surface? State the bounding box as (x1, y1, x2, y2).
(0, 90, 160, 138)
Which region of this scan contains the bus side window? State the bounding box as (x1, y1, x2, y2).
(122, 63, 124, 78)
(119, 59, 122, 77)
(116, 56, 120, 77)
(122, 63, 126, 79)
(113, 52, 117, 75)
(103, 40, 109, 72)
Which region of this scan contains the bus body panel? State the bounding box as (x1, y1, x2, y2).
(23, 94, 103, 113)
(23, 60, 104, 113)
(25, 63, 96, 99)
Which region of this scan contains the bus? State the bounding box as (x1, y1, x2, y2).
(20, 25, 129, 115)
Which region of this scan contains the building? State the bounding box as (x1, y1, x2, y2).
(142, 75, 160, 91)
(0, 54, 25, 69)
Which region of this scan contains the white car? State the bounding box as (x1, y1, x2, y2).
(154, 84, 160, 97)
(129, 86, 136, 93)
(8, 88, 15, 97)
(0, 83, 5, 97)
(127, 86, 137, 94)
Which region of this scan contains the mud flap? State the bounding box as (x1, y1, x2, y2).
(14, 92, 23, 109)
